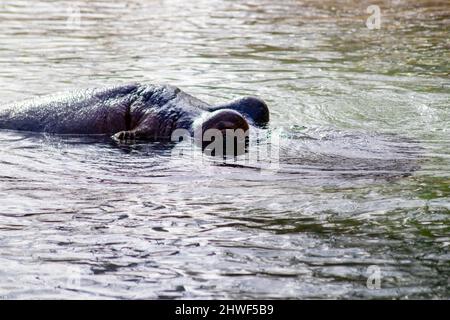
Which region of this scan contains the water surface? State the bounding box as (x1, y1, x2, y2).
(0, 0, 449, 299)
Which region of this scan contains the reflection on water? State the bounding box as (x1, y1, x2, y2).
(0, 0, 449, 299)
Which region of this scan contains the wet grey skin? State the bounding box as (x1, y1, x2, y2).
(0, 83, 269, 142)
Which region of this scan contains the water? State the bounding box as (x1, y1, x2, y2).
(0, 0, 449, 299)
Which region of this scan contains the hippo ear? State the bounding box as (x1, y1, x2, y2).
(209, 97, 269, 127)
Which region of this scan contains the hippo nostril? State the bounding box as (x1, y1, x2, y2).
(209, 96, 269, 127)
(194, 109, 250, 156)
(216, 121, 246, 131)
(201, 109, 249, 133)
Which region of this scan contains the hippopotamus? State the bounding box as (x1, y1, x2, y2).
(0, 83, 269, 153)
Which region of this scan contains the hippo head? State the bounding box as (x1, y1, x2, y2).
(210, 96, 269, 127)
(193, 109, 250, 156)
